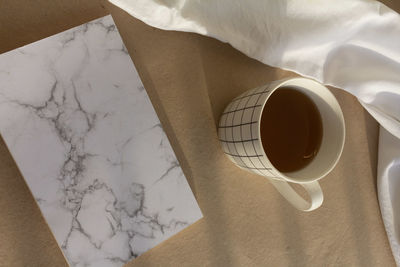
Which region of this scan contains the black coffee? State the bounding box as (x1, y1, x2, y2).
(260, 87, 323, 172)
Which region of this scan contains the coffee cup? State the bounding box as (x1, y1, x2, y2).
(218, 78, 345, 211)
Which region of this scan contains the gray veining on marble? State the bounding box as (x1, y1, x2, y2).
(0, 15, 202, 267)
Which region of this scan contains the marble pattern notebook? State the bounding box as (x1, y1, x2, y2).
(0, 15, 202, 266)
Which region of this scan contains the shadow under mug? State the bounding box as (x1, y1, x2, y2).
(218, 77, 345, 211)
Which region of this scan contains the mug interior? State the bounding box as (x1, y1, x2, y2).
(261, 78, 345, 183)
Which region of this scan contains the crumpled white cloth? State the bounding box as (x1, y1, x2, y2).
(109, 0, 400, 263)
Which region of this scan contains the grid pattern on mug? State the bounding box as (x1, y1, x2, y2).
(218, 86, 276, 177)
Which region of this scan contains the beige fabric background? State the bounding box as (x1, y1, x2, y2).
(1, 1, 399, 266)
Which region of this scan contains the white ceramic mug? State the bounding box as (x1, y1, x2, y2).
(218, 78, 345, 211)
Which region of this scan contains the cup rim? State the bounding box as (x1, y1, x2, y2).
(257, 77, 346, 184)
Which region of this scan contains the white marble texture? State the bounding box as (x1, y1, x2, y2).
(0, 15, 202, 267)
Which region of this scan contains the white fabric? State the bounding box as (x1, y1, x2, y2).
(109, 0, 400, 263)
(379, 127, 400, 265)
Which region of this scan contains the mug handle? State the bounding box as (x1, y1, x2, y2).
(268, 178, 323, 211)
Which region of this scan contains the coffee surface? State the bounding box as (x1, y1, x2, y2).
(260, 87, 323, 172)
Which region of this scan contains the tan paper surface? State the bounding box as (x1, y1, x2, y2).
(1, 0, 399, 266)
